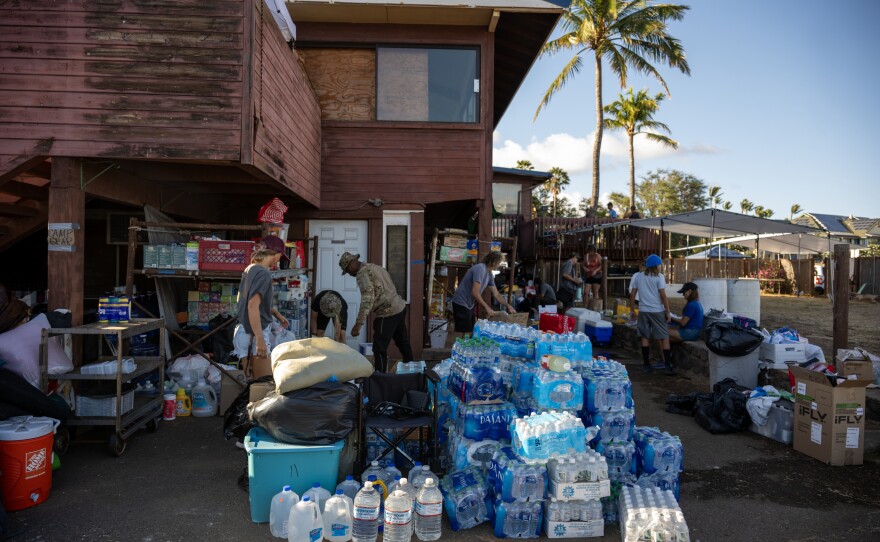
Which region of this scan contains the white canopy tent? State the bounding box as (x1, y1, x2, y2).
(671, 232, 860, 255)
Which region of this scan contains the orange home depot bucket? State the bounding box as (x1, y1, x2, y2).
(0, 416, 59, 511)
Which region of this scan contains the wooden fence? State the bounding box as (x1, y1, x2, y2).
(665, 258, 815, 295)
(511, 217, 661, 261)
(854, 256, 880, 295)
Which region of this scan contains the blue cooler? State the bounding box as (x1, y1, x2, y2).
(585, 320, 613, 345)
(243, 427, 344, 523)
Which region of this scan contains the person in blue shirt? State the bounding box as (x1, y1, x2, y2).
(669, 282, 704, 342)
(606, 202, 618, 218)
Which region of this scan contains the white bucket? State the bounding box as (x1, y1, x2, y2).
(429, 319, 448, 349)
(694, 278, 728, 313)
(727, 278, 761, 324)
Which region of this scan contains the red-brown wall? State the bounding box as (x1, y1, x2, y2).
(247, 0, 322, 206)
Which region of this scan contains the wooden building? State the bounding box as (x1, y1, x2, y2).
(0, 0, 565, 358)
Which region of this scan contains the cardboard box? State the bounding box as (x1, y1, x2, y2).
(839, 359, 874, 381)
(187, 291, 200, 302)
(443, 235, 468, 248)
(143, 245, 158, 268)
(490, 312, 529, 326)
(790, 365, 872, 465)
(249, 382, 275, 403)
(548, 479, 610, 501)
(439, 246, 469, 262)
(544, 518, 604, 538)
(219, 369, 247, 414)
(760, 342, 807, 364)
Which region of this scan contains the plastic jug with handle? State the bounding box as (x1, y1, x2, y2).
(324, 489, 354, 542)
(175, 387, 191, 417)
(191, 378, 218, 417)
(288, 495, 323, 542)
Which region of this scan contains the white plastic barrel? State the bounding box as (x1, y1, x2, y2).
(693, 278, 728, 313)
(428, 319, 448, 349)
(727, 278, 761, 324)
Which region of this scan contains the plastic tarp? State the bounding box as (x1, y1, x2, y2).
(673, 232, 861, 255)
(248, 381, 359, 445)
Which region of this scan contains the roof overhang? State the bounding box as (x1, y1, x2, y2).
(286, 0, 565, 126)
(493, 166, 551, 188)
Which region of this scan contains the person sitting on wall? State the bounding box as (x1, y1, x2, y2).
(310, 290, 348, 343)
(668, 282, 704, 343)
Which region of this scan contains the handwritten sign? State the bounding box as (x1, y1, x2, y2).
(47, 223, 79, 252)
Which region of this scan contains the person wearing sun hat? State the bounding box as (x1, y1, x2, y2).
(629, 254, 674, 375)
(232, 236, 290, 378)
(311, 289, 348, 342)
(338, 251, 412, 372)
(668, 282, 703, 343)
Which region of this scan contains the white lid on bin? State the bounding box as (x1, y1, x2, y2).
(0, 416, 59, 441)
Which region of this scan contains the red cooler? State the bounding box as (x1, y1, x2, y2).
(0, 416, 59, 511)
(539, 313, 577, 334)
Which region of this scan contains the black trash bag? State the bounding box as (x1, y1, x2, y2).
(693, 401, 731, 434)
(208, 314, 236, 364)
(248, 381, 359, 445)
(222, 375, 273, 442)
(705, 321, 765, 357)
(713, 378, 752, 431)
(665, 392, 711, 416)
(0, 369, 71, 422)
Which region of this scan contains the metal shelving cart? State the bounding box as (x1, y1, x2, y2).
(39, 319, 166, 457)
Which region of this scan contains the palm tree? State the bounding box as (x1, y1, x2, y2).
(756, 208, 774, 219)
(722, 201, 733, 211)
(535, 0, 690, 214)
(708, 186, 723, 209)
(546, 167, 571, 216)
(603, 88, 678, 209)
(516, 160, 535, 171)
(740, 199, 754, 215)
(789, 203, 802, 221)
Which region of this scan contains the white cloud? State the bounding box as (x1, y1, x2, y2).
(493, 130, 501, 144)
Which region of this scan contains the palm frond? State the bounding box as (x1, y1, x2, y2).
(637, 119, 671, 134)
(534, 53, 584, 121)
(642, 132, 678, 149)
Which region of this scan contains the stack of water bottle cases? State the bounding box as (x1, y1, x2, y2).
(434, 319, 689, 540)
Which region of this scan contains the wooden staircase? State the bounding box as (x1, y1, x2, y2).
(0, 140, 53, 252)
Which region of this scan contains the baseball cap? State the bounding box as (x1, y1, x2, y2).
(677, 282, 698, 294)
(319, 292, 343, 318)
(338, 252, 360, 274)
(259, 235, 289, 260)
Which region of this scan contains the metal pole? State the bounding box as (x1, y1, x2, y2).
(797, 234, 802, 297)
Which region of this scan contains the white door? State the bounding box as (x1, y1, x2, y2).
(309, 220, 369, 349)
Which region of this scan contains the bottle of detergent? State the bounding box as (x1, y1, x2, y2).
(191, 378, 218, 417)
(175, 386, 192, 417)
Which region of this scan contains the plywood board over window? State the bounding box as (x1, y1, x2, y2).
(377, 49, 429, 121)
(299, 48, 376, 121)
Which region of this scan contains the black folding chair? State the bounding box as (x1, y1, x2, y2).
(357, 370, 441, 476)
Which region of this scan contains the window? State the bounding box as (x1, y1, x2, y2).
(493, 183, 520, 215)
(377, 47, 479, 123)
(383, 213, 411, 302)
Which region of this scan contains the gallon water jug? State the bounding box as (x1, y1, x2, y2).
(304, 482, 332, 511)
(288, 496, 323, 542)
(324, 490, 354, 542)
(191, 378, 218, 417)
(270, 485, 299, 538)
(337, 475, 362, 502)
(361, 460, 385, 484)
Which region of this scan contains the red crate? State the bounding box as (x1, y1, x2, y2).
(539, 313, 577, 334)
(198, 240, 254, 272)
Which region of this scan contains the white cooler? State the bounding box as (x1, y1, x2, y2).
(565, 308, 602, 333)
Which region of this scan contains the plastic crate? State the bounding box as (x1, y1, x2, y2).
(243, 427, 344, 523)
(197, 240, 254, 272)
(76, 389, 135, 417)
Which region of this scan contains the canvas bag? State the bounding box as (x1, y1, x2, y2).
(271, 337, 374, 395)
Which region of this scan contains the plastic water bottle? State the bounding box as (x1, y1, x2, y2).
(324, 490, 354, 542)
(387, 475, 402, 496)
(352, 481, 381, 542)
(287, 496, 323, 542)
(398, 477, 418, 503)
(384, 463, 403, 486)
(270, 485, 299, 538)
(411, 465, 437, 490)
(337, 475, 362, 502)
(414, 478, 443, 541)
(384, 490, 414, 542)
(361, 460, 385, 484)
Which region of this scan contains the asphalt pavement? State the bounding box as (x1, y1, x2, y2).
(6, 348, 880, 542)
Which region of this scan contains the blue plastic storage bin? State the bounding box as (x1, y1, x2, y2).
(243, 427, 344, 523)
(586, 323, 613, 345)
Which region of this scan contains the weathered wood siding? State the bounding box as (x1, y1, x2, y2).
(249, 0, 322, 206)
(296, 24, 491, 208)
(0, 0, 246, 166)
(321, 124, 483, 206)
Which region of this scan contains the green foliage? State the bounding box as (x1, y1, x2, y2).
(860, 243, 880, 257)
(536, 0, 690, 210)
(708, 186, 723, 208)
(515, 160, 535, 171)
(637, 169, 708, 217)
(789, 203, 803, 221)
(545, 167, 572, 216)
(722, 201, 733, 211)
(740, 199, 754, 215)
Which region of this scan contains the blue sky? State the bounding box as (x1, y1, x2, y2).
(494, 0, 880, 219)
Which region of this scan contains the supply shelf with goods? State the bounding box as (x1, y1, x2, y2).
(39, 318, 166, 457)
(425, 228, 517, 347)
(123, 219, 317, 360)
